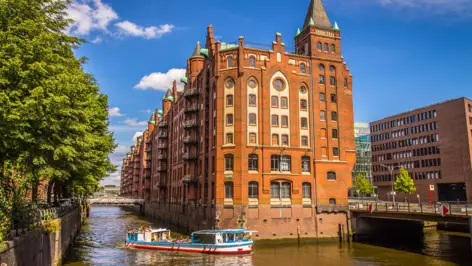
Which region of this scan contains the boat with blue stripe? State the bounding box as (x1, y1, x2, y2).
(125, 228, 255, 254)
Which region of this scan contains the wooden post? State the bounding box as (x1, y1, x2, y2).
(297, 225, 301, 247)
(338, 224, 343, 243)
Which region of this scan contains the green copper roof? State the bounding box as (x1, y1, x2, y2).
(158, 109, 163, 116)
(220, 43, 238, 51)
(333, 21, 340, 31)
(167, 95, 174, 102)
(308, 17, 315, 27)
(180, 77, 188, 85)
(296, 28, 301, 36)
(148, 111, 156, 125)
(200, 48, 209, 57)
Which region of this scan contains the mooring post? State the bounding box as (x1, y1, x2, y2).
(338, 224, 343, 243)
(297, 225, 301, 247)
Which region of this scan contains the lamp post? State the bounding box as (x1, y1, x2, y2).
(380, 164, 401, 205)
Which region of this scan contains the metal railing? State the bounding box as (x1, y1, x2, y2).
(349, 202, 472, 216)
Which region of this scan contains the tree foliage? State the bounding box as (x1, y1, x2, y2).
(353, 173, 374, 196)
(0, 0, 116, 240)
(394, 167, 416, 202)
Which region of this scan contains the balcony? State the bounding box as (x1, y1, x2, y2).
(182, 175, 198, 184)
(183, 152, 198, 160)
(184, 120, 198, 128)
(184, 104, 199, 113)
(158, 143, 167, 149)
(157, 165, 167, 171)
(183, 136, 199, 144)
(158, 121, 168, 128)
(157, 154, 167, 160)
(184, 88, 200, 98)
(158, 133, 168, 139)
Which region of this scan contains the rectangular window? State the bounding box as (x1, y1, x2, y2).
(320, 93, 325, 102)
(249, 113, 256, 125)
(319, 75, 325, 85)
(344, 77, 348, 88)
(271, 156, 280, 171)
(281, 135, 289, 146)
(226, 114, 233, 126)
(281, 115, 288, 127)
(271, 96, 278, 107)
(320, 111, 326, 121)
(331, 111, 338, 121)
(272, 134, 279, 145)
(249, 94, 256, 106)
(301, 117, 308, 129)
(332, 129, 338, 138)
(272, 115, 279, 127)
(470, 117, 472, 125)
(301, 136, 308, 146)
(300, 99, 307, 111)
(330, 76, 336, 86)
(225, 183, 233, 199)
(225, 156, 233, 171)
(330, 94, 337, 103)
(226, 133, 233, 144)
(280, 156, 291, 171)
(333, 147, 339, 156)
(468, 104, 471, 112)
(226, 95, 233, 106)
(281, 97, 288, 108)
(249, 133, 256, 144)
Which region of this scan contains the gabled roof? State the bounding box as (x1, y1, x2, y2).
(303, 0, 332, 29)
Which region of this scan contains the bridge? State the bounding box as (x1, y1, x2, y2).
(87, 197, 144, 206)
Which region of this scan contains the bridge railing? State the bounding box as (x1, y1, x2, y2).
(349, 202, 472, 216)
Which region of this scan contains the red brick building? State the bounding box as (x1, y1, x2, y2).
(371, 97, 472, 202)
(121, 0, 356, 239)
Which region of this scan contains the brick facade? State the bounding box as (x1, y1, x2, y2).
(121, 0, 356, 239)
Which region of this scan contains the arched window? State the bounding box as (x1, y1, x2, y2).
(271, 96, 279, 107)
(249, 94, 256, 106)
(280, 155, 291, 171)
(227, 56, 233, 68)
(300, 63, 306, 73)
(249, 133, 257, 144)
(327, 171, 336, 180)
(330, 44, 336, 53)
(248, 154, 258, 171)
(329, 65, 336, 72)
(281, 182, 291, 198)
(329, 198, 336, 205)
(270, 182, 280, 198)
(318, 64, 325, 72)
(248, 181, 258, 198)
(317, 42, 322, 51)
(323, 43, 329, 52)
(302, 183, 311, 199)
(226, 95, 233, 106)
(249, 56, 256, 67)
(272, 134, 279, 146)
(301, 156, 310, 172)
(249, 113, 256, 125)
(225, 182, 233, 199)
(225, 154, 234, 171)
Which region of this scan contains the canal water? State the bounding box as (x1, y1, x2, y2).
(63, 206, 472, 266)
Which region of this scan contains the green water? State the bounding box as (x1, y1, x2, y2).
(63, 206, 472, 266)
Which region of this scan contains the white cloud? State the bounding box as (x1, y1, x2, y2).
(134, 68, 186, 91)
(124, 119, 147, 127)
(373, 0, 472, 16)
(142, 109, 152, 114)
(67, 0, 118, 35)
(132, 131, 143, 142)
(91, 36, 102, 44)
(115, 21, 174, 39)
(108, 107, 124, 117)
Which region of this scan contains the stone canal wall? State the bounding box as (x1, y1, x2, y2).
(142, 201, 350, 240)
(0, 205, 87, 266)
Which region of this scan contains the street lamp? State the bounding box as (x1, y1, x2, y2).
(379, 164, 401, 205)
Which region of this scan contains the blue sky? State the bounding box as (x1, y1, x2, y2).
(67, 0, 472, 185)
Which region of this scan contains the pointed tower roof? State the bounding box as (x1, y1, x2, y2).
(148, 111, 156, 125)
(190, 41, 203, 58)
(303, 0, 332, 29)
(164, 89, 172, 98)
(296, 28, 301, 36)
(333, 21, 340, 31)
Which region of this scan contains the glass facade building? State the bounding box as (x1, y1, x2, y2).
(353, 122, 373, 184)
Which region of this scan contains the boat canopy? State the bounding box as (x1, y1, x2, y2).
(192, 229, 256, 235)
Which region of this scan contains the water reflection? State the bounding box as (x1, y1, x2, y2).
(63, 206, 471, 266)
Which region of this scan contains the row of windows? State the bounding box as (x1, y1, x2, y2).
(371, 110, 437, 133)
(371, 122, 438, 143)
(224, 182, 313, 200)
(225, 111, 338, 126)
(373, 145, 440, 162)
(316, 42, 336, 54)
(372, 134, 439, 152)
(319, 75, 337, 86)
(373, 157, 441, 172)
(373, 171, 442, 182)
(225, 132, 313, 147)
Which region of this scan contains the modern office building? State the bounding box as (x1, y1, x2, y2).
(121, 0, 356, 239)
(353, 122, 373, 185)
(370, 97, 472, 202)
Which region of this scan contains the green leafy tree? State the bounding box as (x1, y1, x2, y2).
(353, 173, 374, 196)
(394, 167, 416, 202)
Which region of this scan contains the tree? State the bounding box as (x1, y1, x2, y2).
(353, 173, 374, 197)
(394, 167, 416, 202)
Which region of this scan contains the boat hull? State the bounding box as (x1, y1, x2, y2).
(126, 241, 253, 254)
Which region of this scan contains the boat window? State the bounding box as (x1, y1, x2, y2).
(192, 233, 216, 244)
